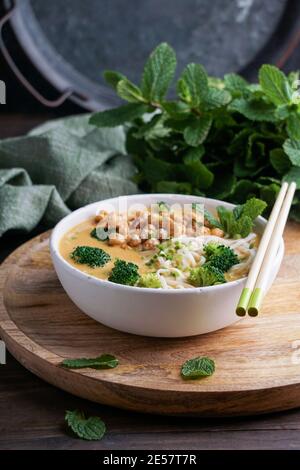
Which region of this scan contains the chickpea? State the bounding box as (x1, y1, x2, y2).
(142, 238, 159, 250)
(150, 212, 160, 225)
(127, 233, 141, 247)
(158, 228, 168, 240)
(108, 232, 126, 246)
(95, 210, 108, 223)
(211, 228, 224, 237)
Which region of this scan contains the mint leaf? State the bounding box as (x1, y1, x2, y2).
(209, 172, 236, 200)
(224, 73, 248, 92)
(116, 79, 145, 103)
(162, 101, 190, 120)
(183, 148, 214, 189)
(61, 354, 118, 370)
(270, 148, 291, 174)
(156, 181, 192, 194)
(183, 115, 212, 146)
(142, 154, 173, 184)
(259, 64, 292, 105)
(89, 103, 148, 127)
(141, 43, 176, 102)
(203, 88, 232, 110)
(259, 183, 280, 207)
(65, 410, 106, 441)
(217, 197, 266, 238)
(204, 209, 222, 229)
(275, 104, 290, 120)
(287, 114, 300, 140)
(133, 114, 171, 140)
(181, 356, 215, 380)
(238, 197, 267, 220)
(283, 139, 300, 166)
(90, 227, 113, 241)
(177, 63, 208, 106)
(229, 98, 276, 122)
(283, 166, 300, 188)
(103, 70, 126, 90)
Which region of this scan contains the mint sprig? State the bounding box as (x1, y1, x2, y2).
(61, 354, 118, 370)
(89, 43, 300, 219)
(65, 410, 106, 441)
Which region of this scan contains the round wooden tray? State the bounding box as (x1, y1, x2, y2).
(1, 227, 300, 417)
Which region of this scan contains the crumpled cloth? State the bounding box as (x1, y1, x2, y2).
(0, 114, 138, 237)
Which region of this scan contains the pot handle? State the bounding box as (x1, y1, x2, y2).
(0, 6, 77, 107)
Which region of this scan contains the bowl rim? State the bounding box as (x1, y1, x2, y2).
(50, 193, 284, 295)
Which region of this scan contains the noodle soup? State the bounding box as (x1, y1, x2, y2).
(60, 200, 260, 289)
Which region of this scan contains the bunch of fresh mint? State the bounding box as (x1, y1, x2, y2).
(90, 43, 300, 220)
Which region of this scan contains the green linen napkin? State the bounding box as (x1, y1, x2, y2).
(0, 114, 138, 237)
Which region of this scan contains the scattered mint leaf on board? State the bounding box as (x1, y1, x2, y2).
(61, 354, 118, 370)
(181, 357, 215, 380)
(65, 410, 106, 441)
(141, 42, 177, 102)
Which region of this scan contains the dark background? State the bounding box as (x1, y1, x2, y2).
(1, 0, 300, 116)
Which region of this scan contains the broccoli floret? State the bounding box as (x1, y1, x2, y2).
(108, 259, 140, 286)
(203, 243, 239, 272)
(188, 264, 226, 287)
(137, 273, 162, 288)
(70, 246, 111, 268)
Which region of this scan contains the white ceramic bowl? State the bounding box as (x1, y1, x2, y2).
(50, 194, 284, 338)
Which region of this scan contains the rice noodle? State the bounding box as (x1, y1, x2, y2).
(147, 232, 258, 289)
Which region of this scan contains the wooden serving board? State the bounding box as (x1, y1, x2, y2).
(1, 226, 300, 417)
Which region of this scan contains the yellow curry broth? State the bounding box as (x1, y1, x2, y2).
(59, 218, 152, 279)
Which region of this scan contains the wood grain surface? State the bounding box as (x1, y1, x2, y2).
(1, 226, 300, 418)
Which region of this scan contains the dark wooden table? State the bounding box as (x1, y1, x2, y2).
(1, 115, 300, 450)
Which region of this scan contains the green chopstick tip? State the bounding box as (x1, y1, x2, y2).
(236, 288, 251, 317)
(247, 287, 263, 317)
(236, 306, 246, 317)
(248, 306, 259, 317)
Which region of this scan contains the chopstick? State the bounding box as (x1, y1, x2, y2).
(236, 182, 291, 317)
(247, 182, 296, 317)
